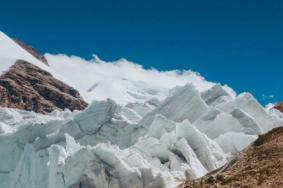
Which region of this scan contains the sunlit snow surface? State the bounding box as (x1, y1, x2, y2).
(1, 31, 283, 188)
(0, 31, 69, 83)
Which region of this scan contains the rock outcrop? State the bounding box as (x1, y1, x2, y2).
(179, 126, 283, 188)
(275, 102, 283, 113)
(0, 60, 87, 114)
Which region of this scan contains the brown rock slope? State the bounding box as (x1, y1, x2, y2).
(0, 59, 87, 114)
(275, 102, 283, 113)
(179, 126, 283, 188)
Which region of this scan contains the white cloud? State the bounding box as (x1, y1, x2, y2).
(45, 53, 235, 105)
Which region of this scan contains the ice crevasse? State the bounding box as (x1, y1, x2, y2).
(0, 84, 282, 188)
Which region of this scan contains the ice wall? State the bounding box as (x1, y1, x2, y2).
(0, 84, 282, 188)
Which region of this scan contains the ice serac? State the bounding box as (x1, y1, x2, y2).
(153, 84, 209, 123)
(0, 108, 66, 188)
(0, 116, 64, 177)
(179, 127, 283, 188)
(130, 115, 218, 182)
(201, 84, 233, 107)
(148, 114, 176, 139)
(176, 120, 227, 171)
(217, 93, 281, 132)
(134, 84, 209, 140)
(74, 101, 137, 148)
(174, 138, 208, 178)
(194, 108, 262, 139)
(126, 98, 160, 117)
(33, 99, 138, 150)
(0, 82, 283, 188)
(15, 133, 168, 188)
(47, 140, 167, 188)
(230, 108, 262, 134)
(214, 132, 257, 153)
(195, 109, 243, 139)
(0, 91, 228, 188)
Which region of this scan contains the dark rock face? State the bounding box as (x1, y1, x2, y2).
(275, 102, 283, 113)
(179, 127, 283, 188)
(13, 39, 48, 65)
(0, 60, 87, 114)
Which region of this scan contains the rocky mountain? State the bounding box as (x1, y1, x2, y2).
(179, 126, 283, 188)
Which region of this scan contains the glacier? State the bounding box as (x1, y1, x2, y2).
(0, 83, 282, 188)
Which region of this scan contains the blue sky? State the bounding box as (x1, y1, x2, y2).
(1, 0, 283, 105)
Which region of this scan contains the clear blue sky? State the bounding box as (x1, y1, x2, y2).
(1, 0, 283, 105)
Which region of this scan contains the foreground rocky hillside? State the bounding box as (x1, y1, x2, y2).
(0, 60, 87, 113)
(179, 126, 283, 188)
